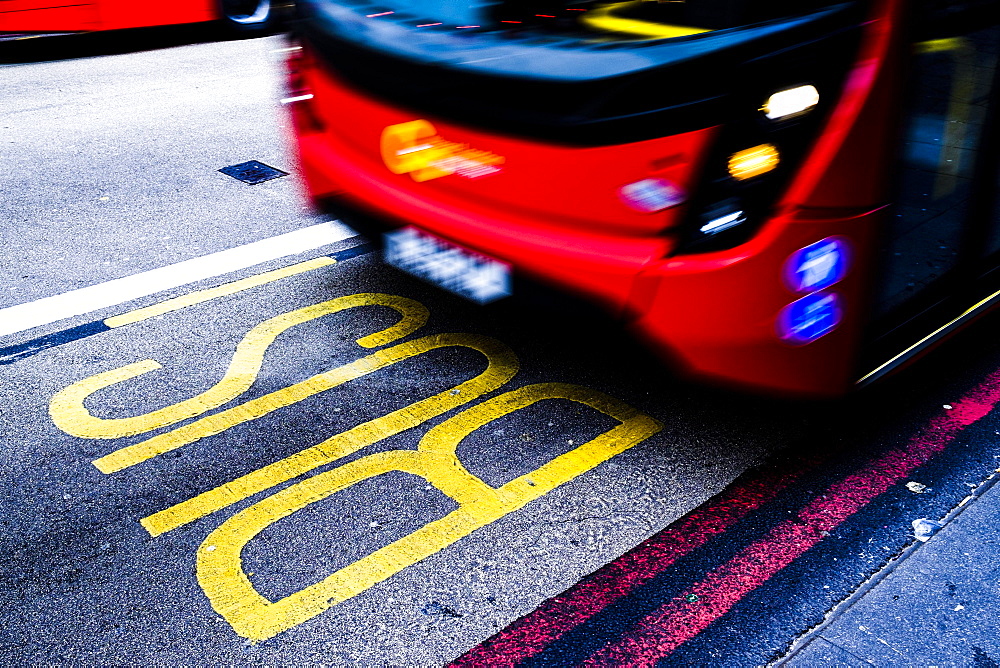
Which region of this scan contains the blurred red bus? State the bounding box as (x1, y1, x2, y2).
(284, 0, 1000, 396)
(0, 0, 275, 33)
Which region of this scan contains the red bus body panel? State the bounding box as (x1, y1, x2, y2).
(0, 0, 218, 32)
(289, 0, 903, 396)
(294, 64, 716, 312)
(627, 209, 881, 395)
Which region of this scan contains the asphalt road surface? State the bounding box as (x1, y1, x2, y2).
(4, 28, 1000, 666)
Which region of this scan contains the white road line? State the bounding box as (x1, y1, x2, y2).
(0, 220, 357, 339)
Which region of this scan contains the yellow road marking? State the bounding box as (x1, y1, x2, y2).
(50, 294, 429, 442)
(140, 333, 519, 536)
(196, 383, 662, 641)
(54, 291, 662, 642)
(582, 1, 709, 40)
(103, 257, 336, 328)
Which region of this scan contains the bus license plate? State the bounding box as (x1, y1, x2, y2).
(383, 226, 512, 304)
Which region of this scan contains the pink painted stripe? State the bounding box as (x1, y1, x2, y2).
(450, 455, 828, 667)
(585, 370, 1000, 666)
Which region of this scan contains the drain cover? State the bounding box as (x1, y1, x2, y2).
(219, 160, 288, 185)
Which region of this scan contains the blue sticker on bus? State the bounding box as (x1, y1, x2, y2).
(778, 291, 843, 344)
(783, 237, 850, 294)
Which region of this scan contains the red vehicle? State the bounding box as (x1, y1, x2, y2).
(284, 0, 1000, 396)
(0, 0, 274, 33)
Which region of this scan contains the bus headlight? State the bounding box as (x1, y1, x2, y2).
(699, 200, 747, 235)
(727, 144, 780, 180)
(762, 85, 819, 120)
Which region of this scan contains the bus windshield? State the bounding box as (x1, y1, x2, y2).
(347, 0, 856, 38)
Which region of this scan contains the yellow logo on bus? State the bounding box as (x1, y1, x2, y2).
(380, 119, 504, 182)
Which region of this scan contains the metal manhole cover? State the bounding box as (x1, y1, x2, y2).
(218, 160, 288, 185)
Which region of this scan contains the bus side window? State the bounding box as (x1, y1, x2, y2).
(874, 6, 1000, 318)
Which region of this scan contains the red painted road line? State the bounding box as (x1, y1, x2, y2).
(451, 454, 827, 667)
(584, 371, 1000, 666)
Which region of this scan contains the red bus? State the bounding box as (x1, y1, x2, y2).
(284, 0, 1000, 396)
(0, 0, 275, 33)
